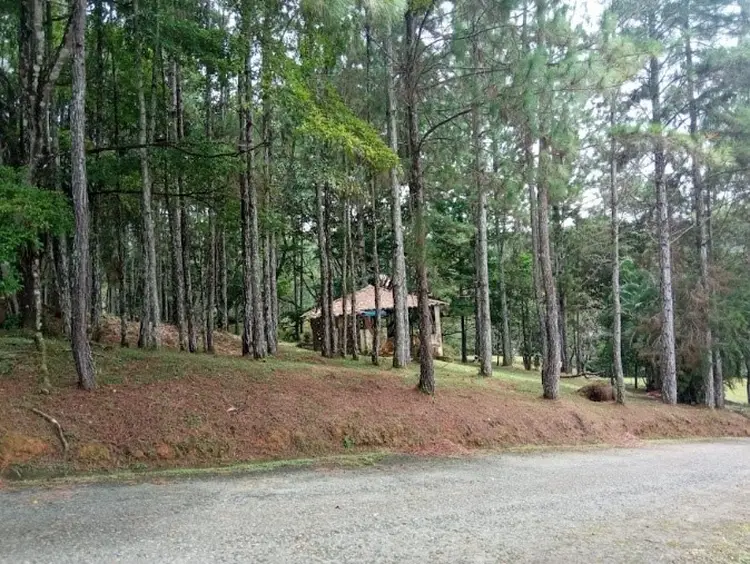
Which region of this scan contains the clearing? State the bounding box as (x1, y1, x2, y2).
(1, 322, 750, 480)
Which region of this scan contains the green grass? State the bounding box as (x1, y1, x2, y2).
(2, 330, 746, 404)
(0, 330, 592, 399)
(725, 382, 749, 404)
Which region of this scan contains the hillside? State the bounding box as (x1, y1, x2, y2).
(2, 327, 749, 480)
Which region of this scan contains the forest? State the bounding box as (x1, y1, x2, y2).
(2, 0, 750, 408)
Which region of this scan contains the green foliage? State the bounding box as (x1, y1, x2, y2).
(0, 167, 72, 295)
(288, 79, 399, 171)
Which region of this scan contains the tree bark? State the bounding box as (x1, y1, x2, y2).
(316, 181, 333, 357)
(239, 65, 253, 356)
(167, 61, 188, 351)
(713, 350, 725, 408)
(371, 178, 381, 365)
(244, 43, 266, 359)
(537, 138, 561, 400)
(472, 32, 492, 378)
(341, 202, 350, 358)
(557, 268, 569, 373)
(521, 5, 547, 372)
(521, 299, 532, 370)
(135, 0, 160, 349)
(206, 208, 216, 353)
(70, 0, 96, 389)
(385, 22, 410, 368)
(325, 182, 338, 355)
(218, 228, 228, 330)
(205, 66, 215, 354)
(348, 203, 359, 361)
(31, 249, 50, 390)
(685, 15, 714, 408)
(269, 233, 279, 353)
(263, 234, 275, 354)
(534, 0, 560, 399)
(260, 0, 277, 356)
(461, 314, 468, 363)
(117, 207, 129, 347)
(53, 236, 72, 338)
(405, 8, 434, 394)
(610, 96, 625, 404)
(649, 30, 677, 404)
(495, 214, 512, 367)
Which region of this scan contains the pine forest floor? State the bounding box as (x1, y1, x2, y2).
(2, 317, 750, 482)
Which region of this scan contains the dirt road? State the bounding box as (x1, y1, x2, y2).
(1, 440, 749, 563)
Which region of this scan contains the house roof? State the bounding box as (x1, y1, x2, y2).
(303, 284, 446, 319)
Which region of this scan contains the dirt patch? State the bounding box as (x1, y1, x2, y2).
(0, 433, 50, 468)
(97, 316, 242, 356)
(2, 334, 750, 478)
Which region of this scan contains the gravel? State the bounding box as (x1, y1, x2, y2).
(1, 439, 749, 563)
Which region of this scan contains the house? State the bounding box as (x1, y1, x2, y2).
(302, 279, 446, 358)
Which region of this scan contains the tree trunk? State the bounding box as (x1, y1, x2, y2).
(385, 23, 410, 369)
(31, 249, 50, 391)
(461, 314, 468, 363)
(325, 182, 338, 355)
(172, 63, 196, 353)
(316, 181, 333, 358)
(246, 60, 266, 359)
(610, 96, 625, 404)
(522, 6, 547, 372)
(405, 9, 434, 394)
(685, 19, 714, 408)
(135, 0, 160, 349)
(269, 233, 279, 353)
(205, 65, 215, 354)
(472, 34, 492, 377)
(495, 215, 512, 367)
(534, 0, 560, 399)
(713, 350, 725, 408)
(181, 197, 197, 352)
(263, 234, 275, 354)
(537, 140, 561, 400)
(239, 66, 253, 356)
(218, 229, 228, 330)
(341, 203, 349, 358)
(70, 0, 96, 390)
(260, 0, 277, 356)
(558, 283, 569, 373)
(371, 178, 381, 365)
(206, 208, 216, 354)
(53, 236, 72, 338)
(521, 299, 532, 370)
(649, 39, 677, 405)
(167, 61, 188, 351)
(348, 203, 359, 361)
(90, 0, 105, 339)
(118, 207, 129, 347)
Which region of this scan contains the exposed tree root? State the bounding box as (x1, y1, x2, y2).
(30, 408, 69, 454)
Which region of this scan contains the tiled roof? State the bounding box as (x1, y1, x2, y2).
(303, 284, 446, 319)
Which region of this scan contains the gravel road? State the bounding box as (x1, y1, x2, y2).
(1, 440, 749, 563)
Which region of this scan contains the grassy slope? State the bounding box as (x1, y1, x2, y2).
(1, 329, 749, 480)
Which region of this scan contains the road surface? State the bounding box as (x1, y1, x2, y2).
(1, 440, 749, 563)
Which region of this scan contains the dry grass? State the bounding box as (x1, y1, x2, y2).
(1, 324, 749, 479)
